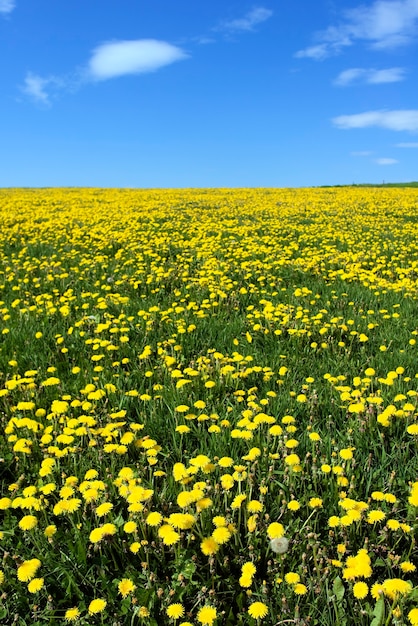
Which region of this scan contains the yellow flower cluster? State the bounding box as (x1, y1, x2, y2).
(0, 187, 417, 623)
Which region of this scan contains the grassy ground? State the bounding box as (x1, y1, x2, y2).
(0, 186, 418, 625)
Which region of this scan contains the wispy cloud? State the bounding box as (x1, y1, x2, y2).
(295, 38, 350, 60)
(396, 142, 418, 147)
(333, 110, 418, 131)
(334, 67, 406, 86)
(21, 73, 62, 105)
(192, 36, 216, 45)
(296, 0, 418, 59)
(217, 7, 273, 33)
(0, 0, 15, 14)
(375, 157, 398, 164)
(87, 39, 188, 81)
(22, 39, 188, 104)
(351, 151, 399, 164)
(351, 150, 374, 156)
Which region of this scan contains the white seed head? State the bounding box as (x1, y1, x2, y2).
(270, 536, 289, 554)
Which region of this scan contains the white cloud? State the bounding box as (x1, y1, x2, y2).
(333, 110, 418, 131)
(0, 0, 15, 14)
(334, 67, 406, 86)
(351, 150, 374, 156)
(22, 39, 188, 104)
(368, 67, 406, 83)
(375, 157, 399, 164)
(296, 0, 418, 59)
(21, 73, 55, 105)
(334, 68, 365, 85)
(193, 36, 216, 45)
(217, 7, 273, 32)
(87, 39, 188, 81)
(295, 39, 350, 59)
(396, 142, 418, 147)
(345, 0, 418, 49)
(295, 44, 333, 60)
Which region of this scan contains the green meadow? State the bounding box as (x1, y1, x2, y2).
(0, 187, 417, 625)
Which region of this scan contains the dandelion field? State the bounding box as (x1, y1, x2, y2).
(0, 186, 417, 625)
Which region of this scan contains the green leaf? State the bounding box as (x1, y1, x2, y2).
(181, 560, 196, 579)
(408, 587, 418, 602)
(236, 591, 245, 612)
(333, 576, 345, 603)
(113, 514, 125, 527)
(370, 597, 385, 626)
(119, 598, 132, 615)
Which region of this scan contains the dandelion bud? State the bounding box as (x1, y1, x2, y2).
(270, 536, 289, 554)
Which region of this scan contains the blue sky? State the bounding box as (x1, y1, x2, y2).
(1, 0, 418, 188)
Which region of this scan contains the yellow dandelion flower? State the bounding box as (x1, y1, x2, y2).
(200, 537, 219, 556)
(218, 457, 234, 467)
(367, 510, 386, 524)
(267, 522, 284, 539)
(17, 558, 41, 582)
(88, 598, 107, 614)
(168, 513, 195, 530)
(130, 542, 141, 554)
(123, 521, 137, 534)
(239, 574, 253, 588)
(19, 515, 38, 531)
(309, 497, 323, 508)
(400, 561, 416, 573)
(309, 432, 321, 441)
(65, 607, 80, 621)
(96, 502, 113, 517)
(247, 514, 258, 532)
(387, 518, 400, 530)
(371, 583, 384, 600)
(242, 562, 256, 577)
(89, 527, 105, 543)
(353, 582, 368, 599)
(231, 494, 247, 509)
(339, 448, 354, 460)
(44, 524, 57, 538)
(248, 601, 269, 619)
(285, 453, 300, 466)
(190, 454, 211, 468)
(212, 527, 231, 544)
(146, 511, 163, 527)
(343, 549, 372, 580)
(166, 603, 185, 619)
(162, 530, 181, 546)
(118, 578, 136, 598)
(175, 405, 190, 413)
(197, 606, 217, 625)
(247, 500, 263, 513)
(382, 578, 413, 600)
(220, 474, 235, 490)
(28, 577, 44, 593)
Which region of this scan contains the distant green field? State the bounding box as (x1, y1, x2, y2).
(321, 182, 418, 188)
(355, 182, 418, 188)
